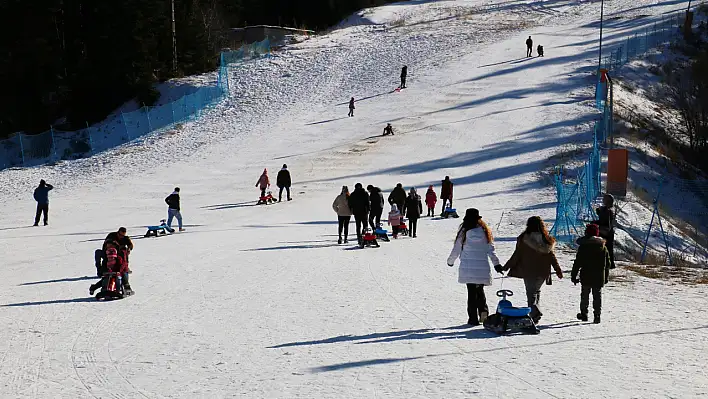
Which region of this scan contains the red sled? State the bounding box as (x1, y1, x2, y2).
(359, 230, 380, 248)
(257, 191, 277, 205)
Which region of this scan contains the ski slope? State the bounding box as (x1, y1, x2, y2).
(1, 0, 707, 397)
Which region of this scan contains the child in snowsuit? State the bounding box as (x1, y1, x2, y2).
(388, 204, 402, 238)
(425, 185, 437, 217)
(348, 98, 355, 117)
(255, 168, 270, 197)
(571, 224, 611, 324)
(537, 44, 544, 57)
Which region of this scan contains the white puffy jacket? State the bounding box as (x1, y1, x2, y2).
(447, 227, 501, 285)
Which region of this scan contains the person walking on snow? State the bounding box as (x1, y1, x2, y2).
(367, 185, 385, 231)
(348, 183, 370, 244)
(526, 36, 533, 57)
(33, 179, 54, 226)
(388, 204, 402, 238)
(255, 168, 270, 197)
(165, 187, 183, 232)
(276, 164, 292, 202)
(388, 183, 406, 213)
(400, 65, 408, 89)
(348, 97, 355, 117)
(447, 208, 502, 326)
(572, 224, 611, 324)
(440, 176, 454, 214)
(500, 216, 563, 324)
(403, 187, 423, 238)
(425, 185, 437, 217)
(332, 186, 353, 244)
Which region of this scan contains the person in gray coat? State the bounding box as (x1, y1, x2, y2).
(33, 179, 54, 226)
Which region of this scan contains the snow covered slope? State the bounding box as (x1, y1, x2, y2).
(1, 0, 707, 398)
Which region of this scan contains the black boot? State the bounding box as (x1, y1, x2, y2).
(338, 237, 342, 244)
(593, 313, 601, 324)
(577, 312, 588, 322)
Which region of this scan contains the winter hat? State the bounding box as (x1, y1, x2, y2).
(391, 204, 399, 212)
(463, 208, 481, 222)
(444, 176, 450, 181)
(367, 184, 374, 191)
(263, 168, 268, 174)
(355, 183, 363, 189)
(603, 193, 615, 207)
(282, 164, 287, 169)
(428, 185, 434, 190)
(174, 187, 180, 192)
(409, 187, 417, 196)
(585, 224, 600, 237)
(396, 183, 403, 189)
(341, 186, 349, 195)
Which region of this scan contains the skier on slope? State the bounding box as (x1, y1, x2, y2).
(276, 164, 292, 202)
(348, 97, 355, 117)
(255, 168, 270, 198)
(348, 183, 370, 244)
(400, 65, 408, 89)
(526, 36, 533, 57)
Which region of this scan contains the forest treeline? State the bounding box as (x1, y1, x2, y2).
(0, 0, 397, 137)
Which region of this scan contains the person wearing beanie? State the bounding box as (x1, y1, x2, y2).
(347, 183, 370, 244)
(255, 169, 270, 198)
(367, 185, 385, 231)
(447, 208, 502, 326)
(33, 179, 54, 226)
(165, 187, 184, 231)
(571, 224, 612, 324)
(276, 164, 292, 202)
(593, 193, 616, 269)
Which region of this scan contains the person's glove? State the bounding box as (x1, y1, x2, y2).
(447, 262, 454, 267)
(494, 264, 504, 274)
(571, 277, 579, 285)
(555, 269, 564, 279)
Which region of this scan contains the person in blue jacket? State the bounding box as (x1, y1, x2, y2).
(33, 180, 54, 226)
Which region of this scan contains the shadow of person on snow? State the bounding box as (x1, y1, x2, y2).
(2, 297, 98, 307)
(19, 276, 96, 286)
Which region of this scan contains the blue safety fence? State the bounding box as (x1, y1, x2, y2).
(0, 38, 272, 170)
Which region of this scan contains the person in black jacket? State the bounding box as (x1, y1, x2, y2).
(403, 187, 423, 238)
(276, 164, 292, 202)
(571, 224, 611, 324)
(348, 183, 370, 244)
(593, 194, 616, 269)
(367, 185, 385, 230)
(400, 65, 408, 89)
(526, 36, 533, 57)
(165, 187, 183, 231)
(348, 97, 355, 117)
(387, 183, 406, 212)
(33, 179, 54, 226)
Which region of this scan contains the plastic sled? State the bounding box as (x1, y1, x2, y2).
(374, 226, 390, 242)
(441, 207, 459, 219)
(483, 290, 539, 335)
(398, 221, 409, 237)
(95, 272, 125, 301)
(145, 219, 174, 237)
(359, 230, 380, 248)
(257, 191, 277, 205)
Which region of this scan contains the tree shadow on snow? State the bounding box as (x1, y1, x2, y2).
(19, 276, 96, 286)
(2, 297, 97, 307)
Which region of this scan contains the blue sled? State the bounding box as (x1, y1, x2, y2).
(145, 219, 175, 237)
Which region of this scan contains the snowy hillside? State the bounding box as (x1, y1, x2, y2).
(1, 0, 707, 398)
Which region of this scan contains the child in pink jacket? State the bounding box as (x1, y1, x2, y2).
(255, 169, 270, 197)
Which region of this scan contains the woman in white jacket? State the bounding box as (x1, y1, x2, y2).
(447, 208, 502, 326)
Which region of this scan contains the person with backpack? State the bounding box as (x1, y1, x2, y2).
(425, 185, 437, 217)
(526, 36, 533, 57)
(367, 185, 385, 231)
(332, 186, 352, 244)
(255, 168, 270, 197)
(500, 216, 563, 324)
(165, 187, 183, 232)
(572, 224, 612, 324)
(440, 176, 453, 214)
(348, 183, 370, 244)
(33, 179, 54, 226)
(276, 164, 292, 202)
(348, 97, 355, 117)
(447, 208, 502, 326)
(387, 183, 406, 212)
(594, 193, 616, 269)
(403, 187, 423, 238)
(400, 65, 408, 89)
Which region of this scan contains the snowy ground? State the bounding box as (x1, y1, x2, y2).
(1, 0, 707, 397)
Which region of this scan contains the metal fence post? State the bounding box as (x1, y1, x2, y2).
(121, 111, 130, 140)
(145, 106, 153, 132)
(50, 126, 58, 160)
(171, 101, 176, 124)
(18, 134, 26, 166)
(86, 122, 94, 153)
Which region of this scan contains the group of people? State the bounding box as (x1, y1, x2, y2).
(525, 36, 544, 57)
(447, 200, 615, 327)
(255, 164, 293, 202)
(331, 176, 456, 245)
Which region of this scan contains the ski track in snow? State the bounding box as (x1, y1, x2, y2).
(1, 0, 707, 398)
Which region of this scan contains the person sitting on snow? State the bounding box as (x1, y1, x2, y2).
(537, 44, 544, 57)
(383, 123, 394, 136)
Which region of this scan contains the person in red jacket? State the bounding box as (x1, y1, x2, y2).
(440, 176, 454, 214)
(255, 169, 270, 197)
(425, 185, 437, 217)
